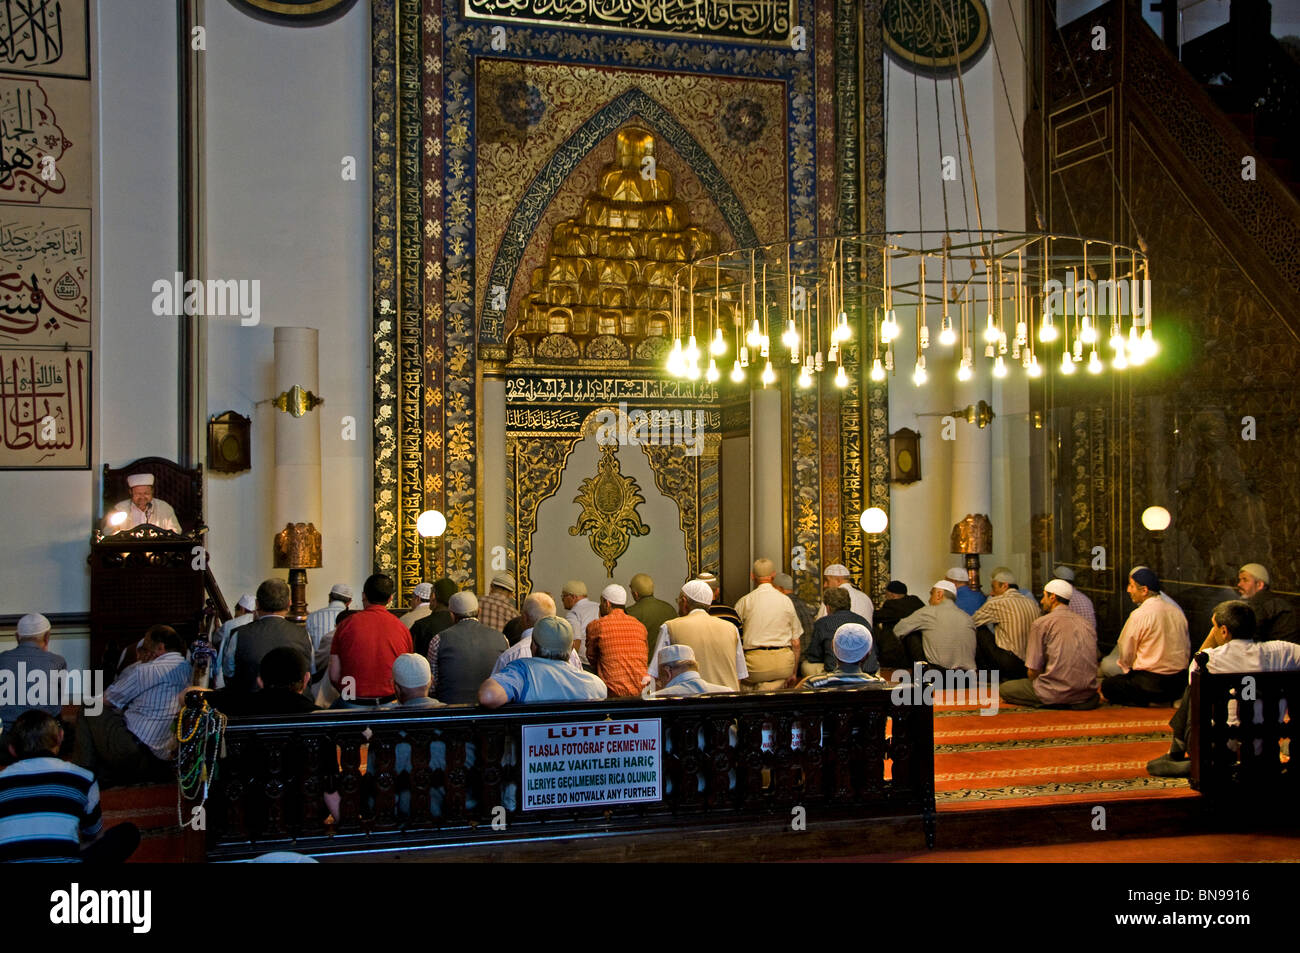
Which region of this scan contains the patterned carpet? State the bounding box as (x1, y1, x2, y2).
(929, 693, 1199, 811)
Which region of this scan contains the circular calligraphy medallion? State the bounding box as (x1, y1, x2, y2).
(228, 0, 361, 26)
(882, 0, 990, 78)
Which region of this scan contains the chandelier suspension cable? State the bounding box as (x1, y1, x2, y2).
(988, 0, 1045, 228)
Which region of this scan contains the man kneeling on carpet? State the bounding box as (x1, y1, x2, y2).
(998, 579, 1099, 710)
(1147, 599, 1300, 779)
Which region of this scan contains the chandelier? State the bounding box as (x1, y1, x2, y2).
(663, 229, 1154, 387)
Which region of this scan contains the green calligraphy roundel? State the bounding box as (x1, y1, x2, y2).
(882, 0, 991, 78)
(228, 0, 361, 26)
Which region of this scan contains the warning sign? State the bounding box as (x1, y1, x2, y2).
(521, 718, 663, 811)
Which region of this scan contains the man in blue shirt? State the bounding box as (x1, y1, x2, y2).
(478, 616, 607, 707)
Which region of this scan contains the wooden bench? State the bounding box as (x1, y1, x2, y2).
(185, 687, 935, 860)
(1188, 665, 1298, 800)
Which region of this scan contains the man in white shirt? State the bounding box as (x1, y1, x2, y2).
(492, 592, 582, 674)
(561, 580, 599, 664)
(815, 563, 873, 625)
(735, 557, 802, 690)
(400, 582, 434, 629)
(304, 583, 353, 676)
(212, 593, 256, 689)
(104, 472, 181, 534)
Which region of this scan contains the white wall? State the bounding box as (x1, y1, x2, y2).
(201, 0, 372, 610)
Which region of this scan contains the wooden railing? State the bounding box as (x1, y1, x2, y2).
(190, 687, 935, 860)
(1189, 665, 1298, 800)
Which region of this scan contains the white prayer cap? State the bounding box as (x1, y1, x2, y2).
(824, 564, 851, 578)
(680, 580, 714, 605)
(330, 583, 353, 600)
(392, 653, 431, 689)
(933, 580, 958, 597)
(449, 591, 478, 615)
(773, 572, 794, 590)
(658, 643, 696, 666)
(16, 613, 50, 638)
(832, 623, 873, 663)
(413, 582, 433, 601)
(695, 571, 720, 590)
(1053, 565, 1076, 582)
(236, 593, 257, 612)
(992, 568, 1017, 585)
(601, 584, 627, 606)
(126, 473, 155, 488)
(1240, 563, 1270, 585)
(945, 568, 968, 583)
(1044, 579, 1074, 601)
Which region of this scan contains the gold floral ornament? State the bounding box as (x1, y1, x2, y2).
(569, 447, 650, 576)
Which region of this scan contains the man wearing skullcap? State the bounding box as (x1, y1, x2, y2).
(211, 593, 257, 689)
(478, 573, 518, 633)
(560, 580, 599, 664)
(0, 614, 68, 764)
(104, 472, 181, 534)
(626, 573, 678, 663)
(584, 584, 649, 697)
(872, 581, 925, 668)
(478, 617, 607, 707)
(1052, 565, 1096, 634)
(693, 571, 743, 633)
(893, 581, 977, 671)
(304, 583, 353, 682)
(735, 558, 804, 691)
(999, 580, 1099, 709)
(971, 567, 1040, 679)
(400, 582, 435, 629)
(412, 578, 459, 657)
(647, 644, 734, 697)
(803, 587, 873, 677)
(815, 564, 874, 624)
(647, 580, 748, 691)
(1215, 564, 1297, 645)
(945, 567, 986, 616)
(798, 624, 886, 690)
(1099, 567, 1190, 706)
(426, 591, 508, 705)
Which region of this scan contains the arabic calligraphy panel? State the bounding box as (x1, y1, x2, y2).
(463, 0, 795, 44)
(0, 74, 90, 206)
(0, 204, 89, 346)
(0, 0, 88, 80)
(0, 347, 88, 467)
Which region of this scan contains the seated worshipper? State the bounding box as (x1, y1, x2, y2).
(400, 582, 435, 629)
(802, 587, 875, 678)
(1147, 600, 1300, 778)
(735, 558, 804, 691)
(695, 571, 743, 632)
(74, 626, 191, 786)
(411, 578, 458, 658)
(492, 592, 582, 674)
(478, 572, 518, 634)
(561, 580, 600, 664)
(648, 580, 748, 692)
(585, 584, 650, 697)
(0, 613, 68, 764)
(971, 568, 1040, 680)
(478, 616, 607, 707)
(0, 711, 140, 863)
(1213, 564, 1296, 645)
(1100, 567, 1190, 707)
(1052, 565, 1096, 634)
(872, 581, 925, 669)
(999, 580, 1099, 709)
(386, 654, 445, 710)
(228, 578, 313, 695)
(774, 572, 817, 650)
(646, 644, 733, 697)
(893, 581, 977, 672)
(204, 647, 320, 717)
(330, 573, 414, 708)
(946, 567, 986, 616)
(103, 472, 182, 534)
(627, 573, 679, 664)
(797, 624, 887, 690)
(305, 583, 353, 682)
(815, 564, 874, 624)
(427, 591, 508, 705)
(212, 593, 256, 689)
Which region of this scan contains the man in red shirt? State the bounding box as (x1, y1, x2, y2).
(329, 573, 413, 707)
(585, 584, 650, 697)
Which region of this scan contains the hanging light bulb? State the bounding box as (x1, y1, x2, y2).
(739, 345, 750, 368)
(685, 357, 701, 381)
(1126, 323, 1141, 355)
(919, 324, 930, 350)
(1027, 355, 1042, 378)
(1079, 316, 1096, 345)
(880, 310, 898, 343)
(984, 342, 996, 359)
(1112, 349, 1128, 371)
(938, 315, 956, 346)
(983, 314, 999, 344)
(760, 361, 776, 387)
(814, 350, 824, 372)
(1072, 337, 1083, 361)
(957, 359, 973, 382)
(912, 355, 927, 385)
(746, 319, 763, 348)
(1015, 320, 1028, 346)
(684, 334, 700, 364)
(1012, 339, 1022, 361)
(998, 331, 1008, 355)
(1141, 327, 1157, 359)
(782, 319, 799, 350)
(834, 364, 848, 388)
(884, 348, 894, 372)
(759, 336, 770, 359)
(730, 359, 745, 383)
(1087, 350, 1103, 374)
(797, 367, 813, 388)
(827, 343, 839, 364)
(1039, 314, 1058, 342)
(870, 357, 885, 381)
(835, 311, 852, 344)
(1060, 350, 1075, 374)
(667, 338, 684, 376)
(705, 358, 720, 383)
(993, 355, 1007, 378)
(710, 327, 727, 356)
(1108, 321, 1124, 351)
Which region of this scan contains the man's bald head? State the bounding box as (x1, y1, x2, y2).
(522, 591, 556, 626)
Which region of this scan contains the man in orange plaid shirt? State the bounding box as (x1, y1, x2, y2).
(585, 584, 650, 697)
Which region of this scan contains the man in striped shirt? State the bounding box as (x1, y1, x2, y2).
(1, 711, 138, 862)
(1053, 565, 1096, 633)
(74, 625, 191, 786)
(971, 568, 1041, 679)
